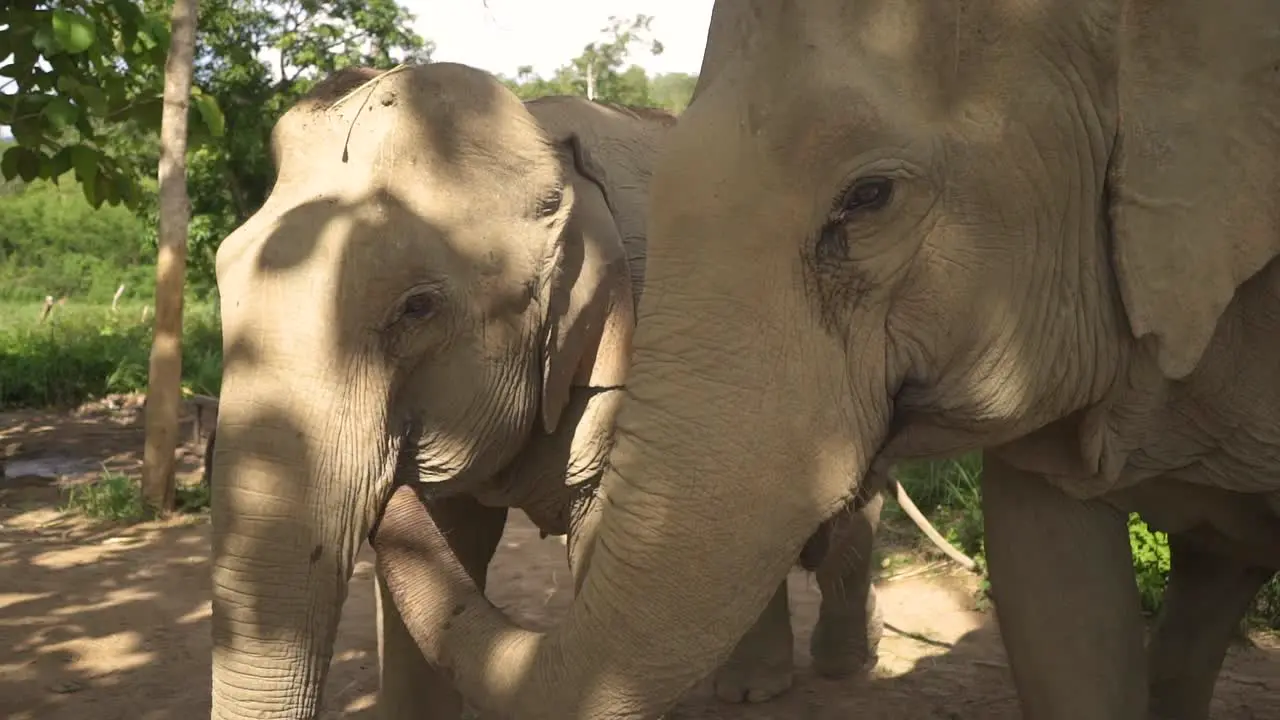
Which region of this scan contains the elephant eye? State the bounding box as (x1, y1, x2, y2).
(400, 292, 437, 321)
(836, 176, 894, 218)
(535, 184, 564, 218)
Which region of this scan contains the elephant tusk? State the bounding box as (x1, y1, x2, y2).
(890, 473, 980, 573)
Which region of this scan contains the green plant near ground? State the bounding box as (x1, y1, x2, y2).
(64, 469, 147, 521)
(1127, 512, 1173, 614)
(896, 454, 1280, 628)
(174, 478, 211, 513)
(893, 453, 986, 558)
(0, 300, 222, 409)
(63, 468, 211, 522)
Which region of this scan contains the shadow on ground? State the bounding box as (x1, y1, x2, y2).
(2, 404, 1278, 719)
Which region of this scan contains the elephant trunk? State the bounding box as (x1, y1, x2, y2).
(376, 315, 878, 718)
(375, 90, 887, 716)
(210, 386, 392, 720)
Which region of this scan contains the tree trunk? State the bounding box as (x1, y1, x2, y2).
(142, 0, 199, 515)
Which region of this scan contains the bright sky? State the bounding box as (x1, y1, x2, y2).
(410, 0, 713, 77)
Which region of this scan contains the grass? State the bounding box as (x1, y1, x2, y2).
(3, 298, 220, 520)
(0, 299, 223, 409)
(893, 453, 1280, 630)
(62, 468, 212, 522)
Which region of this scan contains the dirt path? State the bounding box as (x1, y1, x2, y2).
(2, 404, 1277, 719)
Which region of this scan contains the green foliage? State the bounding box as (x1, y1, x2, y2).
(896, 454, 1280, 626)
(1249, 580, 1280, 631)
(1127, 512, 1172, 614)
(0, 300, 222, 409)
(895, 454, 986, 559)
(1, 0, 429, 297)
(0, 158, 154, 301)
(111, 0, 432, 293)
(498, 15, 697, 114)
(174, 476, 210, 512)
(647, 72, 698, 114)
(64, 467, 210, 522)
(0, 0, 225, 210)
(64, 469, 146, 521)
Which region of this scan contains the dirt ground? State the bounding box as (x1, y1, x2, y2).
(2, 400, 1278, 719)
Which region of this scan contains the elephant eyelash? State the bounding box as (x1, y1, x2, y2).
(828, 176, 896, 222)
(535, 184, 565, 218)
(399, 292, 437, 321)
(382, 285, 447, 332)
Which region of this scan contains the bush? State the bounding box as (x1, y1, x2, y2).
(0, 300, 222, 409)
(63, 469, 211, 523)
(0, 175, 157, 303)
(64, 470, 146, 522)
(896, 453, 1280, 627)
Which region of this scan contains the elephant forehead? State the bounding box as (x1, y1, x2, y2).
(270, 64, 559, 206)
(236, 185, 543, 290)
(725, 0, 1071, 167)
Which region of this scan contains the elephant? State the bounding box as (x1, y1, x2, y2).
(206, 61, 973, 720)
(367, 1, 1280, 719)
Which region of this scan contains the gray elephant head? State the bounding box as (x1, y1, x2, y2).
(207, 63, 649, 717)
(371, 1, 1280, 718)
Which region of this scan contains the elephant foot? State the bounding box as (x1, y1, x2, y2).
(712, 657, 795, 704)
(809, 586, 884, 679)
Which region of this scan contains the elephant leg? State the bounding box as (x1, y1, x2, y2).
(981, 453, 1147, 720)
(810, 491, 885, 679)
(713, 580, 796, 703)
(1147, 534, 1272, 720)
(376, 493, 508, 720)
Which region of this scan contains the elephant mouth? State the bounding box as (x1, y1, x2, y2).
(393, 423, 501, 499)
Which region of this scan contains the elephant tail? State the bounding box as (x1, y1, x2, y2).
(889, 473, 979, 573)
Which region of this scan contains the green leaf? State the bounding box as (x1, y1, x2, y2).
(135, 28, 157, 51)
(4, 146, 43, 183)
(192, 93, 226, 138)
(48, 146, 75, 179)
(52, 10, 98, 54)
(69, 144, 100, 185)
(80, 84, 110, 115)
(9, 116, 46, 148)
(99, 172, 120, 207)
(81, 172, 102, 208)
(74, 112, 97, 140)
(1, 146, 27, 182)
(32, 25, 57, 54)
(115, 174, 139, 208)
(55, 74, 79, 94)
(127, 97, 165, 131)
(109, 0, 145, 28)
(41, 97, 80, 128)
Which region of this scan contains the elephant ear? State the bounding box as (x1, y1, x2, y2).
(537, 132, 635, 433)
(1106, 0, 1280, 380)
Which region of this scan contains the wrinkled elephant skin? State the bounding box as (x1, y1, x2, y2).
(207, 62, 660, 719)
(372, 2, 1280, 719)
(208, 61, 926, 720)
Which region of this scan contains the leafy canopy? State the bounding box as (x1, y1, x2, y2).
(1, 0, 226, 209)
(123, 0, 430, 290)
(499, 14, 697, 114)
